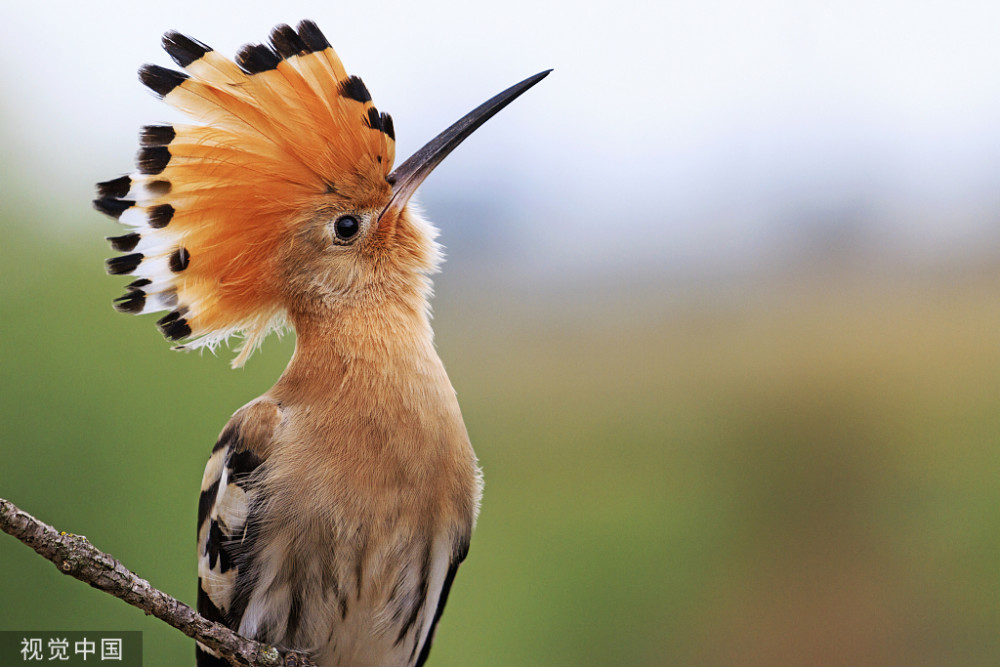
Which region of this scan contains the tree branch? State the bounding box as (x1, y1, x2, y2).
(0, 497, 315, 667)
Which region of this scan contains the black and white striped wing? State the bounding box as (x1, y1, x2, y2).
(195, 404, 274, 666)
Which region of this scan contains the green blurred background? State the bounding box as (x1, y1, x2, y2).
(3, 1, 1000, 665)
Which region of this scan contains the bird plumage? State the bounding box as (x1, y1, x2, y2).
(95, 19, 546, 667)
(97, 21, 397, 365)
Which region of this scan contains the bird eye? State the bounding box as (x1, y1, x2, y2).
(333, 215, 360, 242)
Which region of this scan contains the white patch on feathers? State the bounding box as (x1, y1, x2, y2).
(123, 178, 166, 203)
(134, 255, 174, 284)
(117, 206, 148, 227)
(200, 448, 226, 492)
(414, 538, 452, 656)
(131, 235, 176, 256)
(215, 483, 248, 533)
(197, 517, 236, 613)
(139, 292, 175, 315)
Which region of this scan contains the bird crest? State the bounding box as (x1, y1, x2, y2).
(95, 21, 396, 365)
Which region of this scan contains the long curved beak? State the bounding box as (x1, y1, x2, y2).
(378, 69, 552, 227)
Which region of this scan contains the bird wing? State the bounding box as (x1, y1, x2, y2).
(196, 399, 282, 666)
(413, 542, 468, 667)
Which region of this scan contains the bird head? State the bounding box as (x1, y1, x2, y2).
(95, 20, 548, 366)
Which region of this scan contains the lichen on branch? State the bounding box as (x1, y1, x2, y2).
(0, 497, 315, 667)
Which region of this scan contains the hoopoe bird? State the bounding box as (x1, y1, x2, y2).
(94, 20, 547, 666)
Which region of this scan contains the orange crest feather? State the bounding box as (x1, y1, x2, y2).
(95, 20, 396, 365)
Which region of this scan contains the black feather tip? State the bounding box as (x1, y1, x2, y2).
(113, 290, 146, 314)
(366, 107, 394, 139)
(296, 20, 330, 53)
(146, 180, 172, 196)
(366, 107, 383, 132)
(93, 197, 135, 219)
(97, 176, 131, 199)
(162, 31, 212, 68)
(269, 24, 309, 59)
(236, 43, 280, 74)
(148, 204, 175, 229)
(339, 75, 371, 104)
(380, 112, 395, 141)
(107, 233, 141, 252)
(169, 247, 190, 272)
(137, 146, 171, 175)
(140, 125, 176, 147)
(157, 311, 191, 341)
(157, 310, 180, 326)
(105, 253, 143, 276)
(138, 64, 189, 97)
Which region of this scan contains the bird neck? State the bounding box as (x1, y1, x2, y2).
(274, 278, 439, 402)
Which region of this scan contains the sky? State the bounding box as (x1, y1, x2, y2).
(3, 0, 1000, 277)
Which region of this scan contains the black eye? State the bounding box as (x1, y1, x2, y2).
(334, 215, 360, 241)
